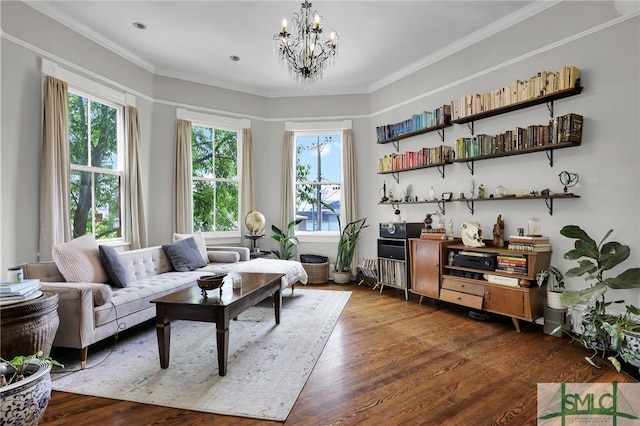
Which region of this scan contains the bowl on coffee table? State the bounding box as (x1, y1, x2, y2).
(197, 273, 227, 297)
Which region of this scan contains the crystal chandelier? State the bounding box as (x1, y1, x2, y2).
(273, 1, 339, 87)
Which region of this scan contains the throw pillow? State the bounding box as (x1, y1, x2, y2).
(52, 234, 108, 283)
(173, 231, 208, 264)
(91, 284, 113, 306)
(99, 245, 130, 288)
(162, 237, 207, 272)
(208, 250, 241, 263)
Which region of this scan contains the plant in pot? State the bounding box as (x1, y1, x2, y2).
(536, 265, 565, 310)
(271, 219, 302, 260)
(322, 202, 368, 284)
(0, 351, 64, 426)
(557, 225, 640, 372)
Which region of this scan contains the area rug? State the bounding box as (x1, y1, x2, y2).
(51, 289, 351, 421)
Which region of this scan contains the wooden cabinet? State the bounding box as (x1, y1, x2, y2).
(409, 238, 458, 303)
(439, 244, 549, 331)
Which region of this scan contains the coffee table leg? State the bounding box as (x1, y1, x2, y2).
(216, 316, 230, 376)
(156, 319, 171, 368)
(273, 288, 281, 325)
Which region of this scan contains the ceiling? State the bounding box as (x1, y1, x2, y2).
(24, 1, 559, 98)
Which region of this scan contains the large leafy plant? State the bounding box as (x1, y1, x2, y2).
(271, 219, 302, 260)
(558, 225, 640, 371)
(322, 202, 368, 272)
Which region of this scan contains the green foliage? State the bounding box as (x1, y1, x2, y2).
(68, 93, 121, 239)
(322, 202, 368, 272)
(556, 224, 640, 371)
(0, 351, 63, 385)
(271, 219, 302, 260)
(192, 126, 239, 232)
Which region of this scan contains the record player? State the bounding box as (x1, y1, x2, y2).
(379, 222, 423, 239)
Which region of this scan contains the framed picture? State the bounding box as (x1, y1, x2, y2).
(441, 192, 452, 201)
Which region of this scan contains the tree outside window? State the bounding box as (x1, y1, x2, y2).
(295, 134, 341, 232)
(68, 92, 123, 240)
(192, 125, 239, 232)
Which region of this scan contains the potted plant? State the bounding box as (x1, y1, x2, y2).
(536, 265, 565, 309)
(557, 225, 640, 372)
(271, 219, 302, 260)
(0, 351, 63, 426)
(322, 202, 368, 284)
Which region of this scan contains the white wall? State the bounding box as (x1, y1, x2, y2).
(1, 1, 638, 306)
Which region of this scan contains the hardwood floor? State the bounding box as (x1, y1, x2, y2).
(41, 283, 636, 425)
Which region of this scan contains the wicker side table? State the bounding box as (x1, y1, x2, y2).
(0, 291, 59, 358)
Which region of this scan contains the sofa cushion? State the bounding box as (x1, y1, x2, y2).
(162, 237, 207, 272)
(173, 231, 208, 264)
(208, 250, 240, 263)
(52, 234, 108, 283)
(99, 245, 129, 288)
(92, 283, 113, 306)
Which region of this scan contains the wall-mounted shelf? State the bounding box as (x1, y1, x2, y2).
(453, 141, 581, 175)
(450, 85, 582, 126)
(377, 122, 451, 146)
(458, 193, 580, 215)
(379, 199, 448, 216)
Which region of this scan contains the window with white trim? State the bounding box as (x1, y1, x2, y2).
(191, 123, 241, 234)
(68, 90, 125, 241)
(295, 132, 342, 233)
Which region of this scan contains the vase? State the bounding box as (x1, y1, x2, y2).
(620, 330, 640, 367)
(547, 290, 564, 310)
(333, 271, 352, 284)
(0, 359, 53, 426)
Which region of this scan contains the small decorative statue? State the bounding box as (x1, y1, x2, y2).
(461, 221, 485, 247)
(380, 181, 389, 203)
(447, 218, 454, 240)
(492, 214, 505, 247)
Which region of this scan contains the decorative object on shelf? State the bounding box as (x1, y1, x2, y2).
(404, 184, 414, 202)
(271, 219, 302, 260)
(469, 179, 476, 199)
(447, 218, 454, 240)
(495, 184, 506, 198)
(441, 192, 452, 201)
(492, 215, 505, 248)
(424, 214, 433, 230)
(478, 184, 485, 199)
(273, 0, 338, 87)
(459, 192, 466, 200)
(558, 225, 640, 372)
(196, 274, 227, 297)
(460, 221, 485, 247)
(0, 351, 63, 426)
(559, 171, 579, 194)
(428, 186, 436, 201)
(517, 227, 525, 236)
(527, 217, 541, 237)
(379, 181, 389, 203)
(245, 210, 266, 236)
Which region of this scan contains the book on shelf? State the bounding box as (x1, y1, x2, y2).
(508, 235, 550, 244)
(0, 278, 40, 294)
(458, 250, 498, 257)
(484, 274, 520, 287)
(420, 233, 447, 240)
(508, 243, 551, 252)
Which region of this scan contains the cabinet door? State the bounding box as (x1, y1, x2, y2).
(483, 285, 525, 319)
(410, 240, 440, 298)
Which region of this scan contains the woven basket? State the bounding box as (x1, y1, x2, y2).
(302, 262, 329, 284)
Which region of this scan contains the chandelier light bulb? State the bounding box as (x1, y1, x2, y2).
(314, 14, 320, 29)
(282, 19, 287, 31)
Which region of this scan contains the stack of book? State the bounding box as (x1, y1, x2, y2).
(0, 279, 41, 305)
(420, 228, 447, 240)
(508, 235, 551, 252)
(496, 255, 528, 274)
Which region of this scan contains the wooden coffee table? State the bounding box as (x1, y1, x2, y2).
(150, 272, 284, 376)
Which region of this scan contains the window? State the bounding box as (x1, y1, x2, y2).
(191, 124, 240, 233)
(295, 133, 342, 232)
(68, 91, 124, 240)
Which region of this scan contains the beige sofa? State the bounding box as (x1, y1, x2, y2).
(21, 245, 307, 368)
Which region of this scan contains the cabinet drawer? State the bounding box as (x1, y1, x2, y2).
(440, 289, 483, 309)
(441, 278, 485, 296)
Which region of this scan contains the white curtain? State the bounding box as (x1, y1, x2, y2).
(281, 131, 295, 231)
(126, 106, 148, 249)
(342, 129, 359, 275)
(240, 128, 255, 227)
(174, 119, 193, 233)
(39, 76, 71, 261)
